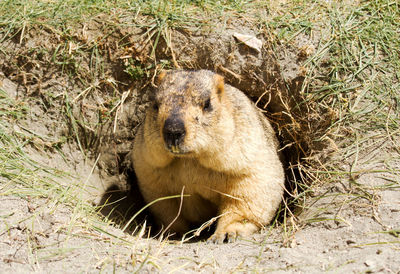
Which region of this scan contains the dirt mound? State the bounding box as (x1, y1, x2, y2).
(0, 14, 337, 221)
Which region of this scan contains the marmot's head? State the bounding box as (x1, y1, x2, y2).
(145, 70, 227, 156)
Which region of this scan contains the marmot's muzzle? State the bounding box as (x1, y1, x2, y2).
(163, 114, 186, 153)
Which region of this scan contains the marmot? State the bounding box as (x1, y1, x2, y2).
(132, 70, 284, 243)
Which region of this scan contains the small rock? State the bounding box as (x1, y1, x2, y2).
(0, 73, 18, 99)
(289, 239, 297, 248)
(233, 33, 262, 53)
(364, 260, 375, 268)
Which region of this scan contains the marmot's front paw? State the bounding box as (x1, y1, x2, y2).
(207, 231, 237, 244)
(206, 221, 258, 244)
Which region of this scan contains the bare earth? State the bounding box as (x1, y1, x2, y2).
(0, 157, 399, 272)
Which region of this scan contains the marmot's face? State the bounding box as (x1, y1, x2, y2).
(147, 70, 225, 156)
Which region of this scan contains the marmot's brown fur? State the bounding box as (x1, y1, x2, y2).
(132, 70, 284, 243)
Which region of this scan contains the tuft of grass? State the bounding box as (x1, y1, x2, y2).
(0, 88, 49, 196)
(0, 87, 140, 267)
(252, 0, 400, 235)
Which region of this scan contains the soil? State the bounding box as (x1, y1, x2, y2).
(0, 13, 399, 272)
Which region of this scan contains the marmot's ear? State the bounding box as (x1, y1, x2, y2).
(214, 74, 225, 97)
(156, 70, 167, 86)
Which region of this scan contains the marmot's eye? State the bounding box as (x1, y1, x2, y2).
(203, 98, 212, 112)
(153, 102, 159, 111)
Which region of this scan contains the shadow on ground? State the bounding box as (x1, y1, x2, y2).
(97, 168, 215, 242)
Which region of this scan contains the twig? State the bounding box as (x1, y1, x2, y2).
(162, 186, 185, 236)
(217, 65, 242, 81)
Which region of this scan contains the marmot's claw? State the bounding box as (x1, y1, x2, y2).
(207, 233, 226, 244)
(227, 232, 237, 243)
(206, 232, 237, 244)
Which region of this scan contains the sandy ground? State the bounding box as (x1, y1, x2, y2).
(0, 161, 399, 272)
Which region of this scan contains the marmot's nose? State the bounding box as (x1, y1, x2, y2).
(163, 115, 186, 150)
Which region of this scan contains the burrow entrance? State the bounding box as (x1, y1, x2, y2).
(92, 29, 336, 236)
